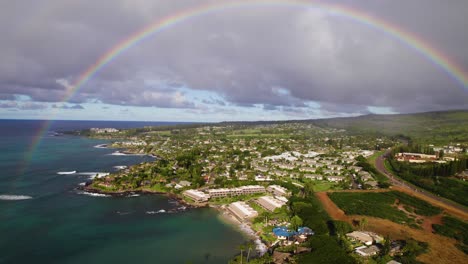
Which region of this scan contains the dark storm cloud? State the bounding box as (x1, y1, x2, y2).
(0, 0, 467, 116)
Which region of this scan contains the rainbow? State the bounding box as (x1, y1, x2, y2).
(20, 0, 468, 175)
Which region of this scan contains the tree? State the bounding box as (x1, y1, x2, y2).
(359, 218, 368, 230)
(291, 215, 304, 230)
(238, 244, 245, 264)
(380, 234, 392, 256)
(246, 241, 255, 263)
(439, 150, 444, 159)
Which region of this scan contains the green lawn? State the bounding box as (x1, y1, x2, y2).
(311, 181, 336, 192)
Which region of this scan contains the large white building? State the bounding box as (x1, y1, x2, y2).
(206, 185, 265, 198)
(267, 185, 291, 197)
(228, 202, 258, 220)
(182, 190, 210, 202)
(256, 196, 287, 212)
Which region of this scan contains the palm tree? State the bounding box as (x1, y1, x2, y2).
(239, 244, 245, 264)
(246, 241, 255, 263)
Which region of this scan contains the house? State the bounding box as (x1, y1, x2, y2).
(355, 245, 380, 257)
(297, 227, 314, 236)
(346, 231, 374, 245)
(327, 176, 345, 182)
(304, 174, 323, 180)
(273, 226, 295, 240)
(178, 180, 192, 187)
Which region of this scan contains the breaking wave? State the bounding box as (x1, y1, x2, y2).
(0, 194, 33, 201)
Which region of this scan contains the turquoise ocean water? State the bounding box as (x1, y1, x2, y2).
(0, 120, 245, 264)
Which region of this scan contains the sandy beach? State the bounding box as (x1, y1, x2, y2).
(213, 205, 268, 256)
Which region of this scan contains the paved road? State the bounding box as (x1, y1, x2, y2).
(375, 150, 468, 216)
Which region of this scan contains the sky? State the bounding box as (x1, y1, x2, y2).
(0, 0, 467, 122)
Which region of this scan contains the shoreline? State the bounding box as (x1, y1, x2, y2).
(80, 186, 207, 208)
(212, 204, 269, 256)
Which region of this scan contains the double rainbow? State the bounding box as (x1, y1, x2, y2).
(21, 0, 468, 176)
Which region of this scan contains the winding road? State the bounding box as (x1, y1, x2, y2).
(375, 150, 468, 220)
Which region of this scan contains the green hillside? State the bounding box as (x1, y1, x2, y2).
(311, 110, 468, 144)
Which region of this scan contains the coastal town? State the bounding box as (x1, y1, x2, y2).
(81, 121, 468, 264)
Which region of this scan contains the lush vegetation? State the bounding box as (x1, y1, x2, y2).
(387, 155, 468, 206)
(432, 216, 468, 254)
(329, 191, 441, 226)
(313, 110, 468, 144)
(289, 189, 357, 263)
(296, 235, 356, 264)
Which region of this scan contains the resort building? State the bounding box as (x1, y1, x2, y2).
(227, 201, 258, 220)
(182, 189, 210, 202)
(239, 185, 266, 195)
(256, 196, 286, 212)
(206, 185, 265, 198)
(267, 185, 291, 197)
(206, 188, 232, 198)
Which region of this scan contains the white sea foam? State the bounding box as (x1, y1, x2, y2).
(126, 194, 140, 197)
(113, 165, 128, 170)
(109, 151, 146, 156)
(146, 209, 166, 214)
(76, 172, 109, 179)
(78, 182, 86, 186)
(77, 191, 110, 197)
(238, 223, 267, 256)
(57, 171, 76, 175)
(0, 194, 33, 201)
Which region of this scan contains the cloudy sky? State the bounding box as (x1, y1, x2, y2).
(1, 0, 467, 121)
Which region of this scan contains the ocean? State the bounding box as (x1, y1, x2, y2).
(0, 120, 245, 264)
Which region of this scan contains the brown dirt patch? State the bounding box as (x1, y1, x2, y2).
(316, 192, 468, 264)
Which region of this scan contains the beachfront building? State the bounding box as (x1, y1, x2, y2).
(182, 189, 210, 202)
(240, 185, 266, 194)
(206, 185, 265, 198)
(256, 196, 286, 212)
(207, 188, 232, 198)
(267, 185, 291, 197)
(227, 201, 258, 220)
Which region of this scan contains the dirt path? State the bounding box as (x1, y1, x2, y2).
(421, 214, 443, 233)
(315, 192, 468, 264)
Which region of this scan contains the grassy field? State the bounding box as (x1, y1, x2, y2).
(311, 181, 336, 192)
(432, 216, 468, 254)
(328, 191, 441, 226)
